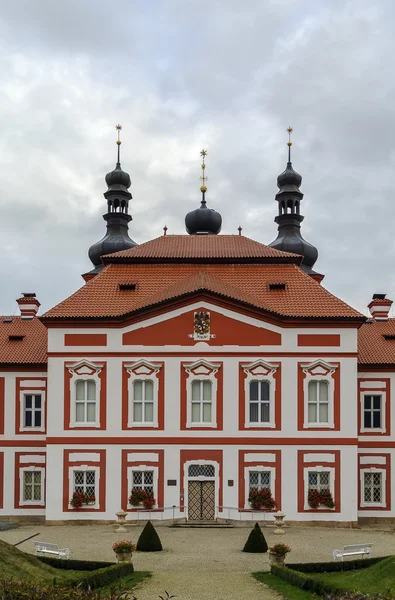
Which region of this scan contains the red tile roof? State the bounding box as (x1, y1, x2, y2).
(358, 318, 395, 365)
(43, 263, 363, 322)
(103, 235, 302, 263)
(0, 317, 47, 365)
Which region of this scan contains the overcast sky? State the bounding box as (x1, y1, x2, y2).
(0, 0, 394, 317)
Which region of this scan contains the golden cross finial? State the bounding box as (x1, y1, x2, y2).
(115, 124, 122, 163)
(200, 149, 207, 193)
(287, 126, 293, 162)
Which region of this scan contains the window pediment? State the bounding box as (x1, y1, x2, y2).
(301, 359, 338, 377)
(184, 359, 221, 376)
(241, 359, 279, 377)
(66, 359, 103, 376)
(124, 360, 162, 377)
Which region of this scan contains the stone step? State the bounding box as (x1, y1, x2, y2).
(172, 521, 234, 528)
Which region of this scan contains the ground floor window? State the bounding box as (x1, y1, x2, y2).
(308, 471, 330, 491)
(363, 472, 382, 504)
(132, 470, 154, 494)
(23, 471, 42, 502)
(74, 470, 96, 496)
(249, 471, 271, 492)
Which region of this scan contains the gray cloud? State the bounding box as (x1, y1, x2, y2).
(0, 0, 394, 316)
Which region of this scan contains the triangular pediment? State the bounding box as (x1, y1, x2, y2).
(122, 305, 281, 347)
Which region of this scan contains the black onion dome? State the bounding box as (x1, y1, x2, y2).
(276, 161, 302, 192)
(88, 216, 137, 268)
(105, 163, 131, 189)
(270, 226, 318, 268)
(185, 200, 222, 235)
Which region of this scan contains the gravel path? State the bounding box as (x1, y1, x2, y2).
(1, 524, 394, 599)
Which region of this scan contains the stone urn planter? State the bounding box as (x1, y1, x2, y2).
(269, 552, 285, 565)
(269, 543, 291, 565)
(115, 551, 133, 563)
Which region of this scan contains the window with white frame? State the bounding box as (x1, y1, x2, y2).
(308, 381, 329, 424)
(23, 394, 42, 428)
(363, 472, 382, 504)
(132, 380, 154, 423)
(249, 471, 271, 492)
(22, 470, 43, 503)
(74, 470, 96, 496)
(131, 470, 154, 494)
(363, 395, 382, 429)
(191, 380, 212, 423)
(308, 471, 330, 491)
(249, 381, 270, 423)
(75, 380, 96, 423)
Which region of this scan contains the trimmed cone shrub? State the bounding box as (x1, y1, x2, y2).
(136, 520, 163, 552)
(243, 522, 268, 553)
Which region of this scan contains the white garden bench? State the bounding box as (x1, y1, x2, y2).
(34, 541, 70, 559)
(333, 543, 373, 561)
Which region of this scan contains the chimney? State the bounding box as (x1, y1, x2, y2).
(368, 293, 393, 321)
(16, 293, 40, 320)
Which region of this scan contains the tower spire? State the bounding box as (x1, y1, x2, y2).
(287, 126, 293, 163)
(116, 124, 122, 165)
(200, 149, 208, 206)
(185, 149, 222, 235)
(269, 127, 321, 280)
(86, 125, 137, 276)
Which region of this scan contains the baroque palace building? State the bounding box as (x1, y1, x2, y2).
(0, 128, 393, 526)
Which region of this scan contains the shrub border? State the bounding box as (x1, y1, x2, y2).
(285, 556, 388, 574)
(271, 556, 389, 597)
(36, 556, 133, 589)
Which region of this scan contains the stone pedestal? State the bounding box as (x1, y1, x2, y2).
(273, 510, 286, 535)
(115, 510, 127, 532)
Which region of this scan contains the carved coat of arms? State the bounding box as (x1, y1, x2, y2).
(193, 311, 210, 340)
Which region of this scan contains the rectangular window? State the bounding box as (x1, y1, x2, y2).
(23, 471, 42, 502)
(191, 380, 212, 423)
(364, 395, 382, 429)
(133, 380, 154, 423)
(249, 381, 270, 423)
(308, 381, 329, 423)
(249, 471, 271, 492)
(75, 380, 96, 423)
(74, 470, 96, 496)
(364, 472, 382, 503)
(24, 394, 42, 428)
(132, 470, 154, 494)
(308, 471, 330, 491)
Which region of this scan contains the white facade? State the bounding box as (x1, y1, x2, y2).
(1, 300, 381, 525)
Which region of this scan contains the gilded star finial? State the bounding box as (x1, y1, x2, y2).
(200, 149, 208, 194)
(115, 124, 122, 164)
(287, 126, 293, 162)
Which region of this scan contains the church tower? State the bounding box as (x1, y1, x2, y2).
(269, 128, 321, 280)
(86, 125, 137, 277)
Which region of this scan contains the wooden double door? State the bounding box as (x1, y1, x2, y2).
(187, 480, 215, 521)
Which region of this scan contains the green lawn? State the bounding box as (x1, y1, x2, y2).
(0, 538, 150, 593)
(308, 556, 395, 594)
(254, 572, 318, 600)
(0, 538, 93, 584)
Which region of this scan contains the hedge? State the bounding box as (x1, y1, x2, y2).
(71, 563, 134, 590)
(271, 557, 388, 597)
(37, 556, 113, 571)
(37, 556, 133, 590)
(271, 564, 348, 597)
(285, 556, 388, 574)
